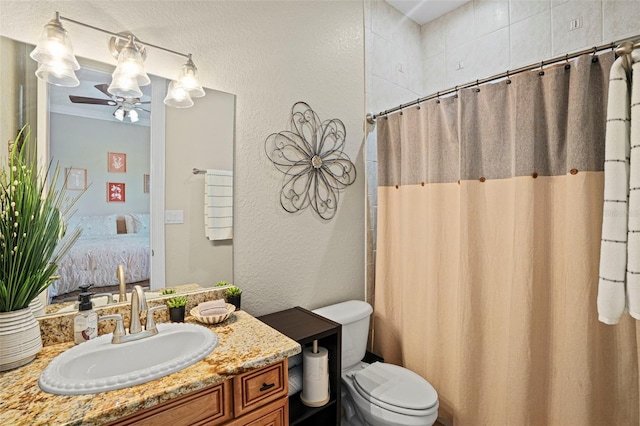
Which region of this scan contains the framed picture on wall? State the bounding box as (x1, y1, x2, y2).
(65, 168, 87, 190)
(107, 182, 126, 202)
(108, 152, 126, 173)
(143, 174, 150, 194)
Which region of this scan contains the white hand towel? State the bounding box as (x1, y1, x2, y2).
(198, 299, 229, 316)
(204, 170, 233, 241)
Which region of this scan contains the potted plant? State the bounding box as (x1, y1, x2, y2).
(0, 126, 81, 371)
(225, 286, 242, 311)
(166, 296, 188, 322)
(161, 289, 176, 295)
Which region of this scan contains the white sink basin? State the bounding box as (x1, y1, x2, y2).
(39, 322, 218, 395)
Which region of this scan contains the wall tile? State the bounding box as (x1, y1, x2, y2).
(510, 10, 552, 68)
(370, 0, 396, 39)
(475, 27, 510, 78)
(423, 53, 447, 95)
(510, 0, 550, 23)
(445, 40, 477, 87)
(474, 0, 510, 37)
(551, 0, 602, 55)
(372, 33, 393, 81)
(365, 28, 373, 95)
(603, 1, 640, 41)
(444, 2, 476, 49)
(421, 17, 446, 59)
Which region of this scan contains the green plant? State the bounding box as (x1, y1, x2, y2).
(216, 281, 230, 287)
(166, 296, 188, 308)
(161, 289, 176, 295)
(225, 286, 242, 297)
(0, 126, 81, 312)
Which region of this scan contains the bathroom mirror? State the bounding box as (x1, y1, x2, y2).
(0, 36, 235, 318)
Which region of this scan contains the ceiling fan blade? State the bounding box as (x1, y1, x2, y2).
(94, 84, 113, 98)
(69, 95, 117, 106)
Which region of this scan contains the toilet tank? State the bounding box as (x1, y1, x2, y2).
(313, 300, 373, 370)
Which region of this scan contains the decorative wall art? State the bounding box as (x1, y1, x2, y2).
(143, 174, 150, 194)
(108, 152, 126, 173)
(264, 102, 356, 220)
(65, 168, 87, 190)
(107, 182, 126, 202)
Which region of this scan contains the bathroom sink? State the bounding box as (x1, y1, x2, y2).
(39, 322, 218, 395)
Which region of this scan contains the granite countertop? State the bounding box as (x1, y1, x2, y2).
(0, 311, 301, 426)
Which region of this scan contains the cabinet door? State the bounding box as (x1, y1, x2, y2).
(108, 381, 232, 426)
(233, 359, 288, 417)
(226, 396, 288, 426)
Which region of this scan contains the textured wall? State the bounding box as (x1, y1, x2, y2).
(0, 1, 365, 316)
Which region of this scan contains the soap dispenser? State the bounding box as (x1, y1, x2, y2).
(74, 286, 98, 344)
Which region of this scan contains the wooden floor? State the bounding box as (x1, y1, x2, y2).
(51, 280, 150, 303)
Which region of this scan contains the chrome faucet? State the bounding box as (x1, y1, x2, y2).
(99, 285, 165, 344)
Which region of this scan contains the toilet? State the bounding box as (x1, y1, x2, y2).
(313, 300, 439, 426)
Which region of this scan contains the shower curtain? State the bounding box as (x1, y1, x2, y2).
(373, 52, 640, 425)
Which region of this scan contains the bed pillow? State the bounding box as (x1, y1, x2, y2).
(72, 214, 118, 237)
(129, 213, 150, 234)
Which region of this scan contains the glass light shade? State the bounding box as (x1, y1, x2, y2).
(177, 57, 205, 98)
(35, 63, 79, 87)
(164, 81, 194, 108)
(111, 38, 150, 87)
(114, 107, 125, 121)
(30, 17, 80, 71)
(108, 73, 143, 98)
(129, 109, 139, 123)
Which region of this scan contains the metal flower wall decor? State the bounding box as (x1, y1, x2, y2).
(265, 102, 356, 220)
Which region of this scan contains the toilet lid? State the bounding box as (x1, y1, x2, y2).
(353, 362, 438, 414)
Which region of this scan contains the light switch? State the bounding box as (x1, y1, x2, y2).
(165, 210, 184, 224)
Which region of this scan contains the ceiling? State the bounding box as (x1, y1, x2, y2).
(49, 67, 152, 127)
(385, 0, 470, 25)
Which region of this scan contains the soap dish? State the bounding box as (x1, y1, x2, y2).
(190, 304, 235, 324)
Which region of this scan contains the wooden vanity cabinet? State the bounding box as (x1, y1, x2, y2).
(108, 360, 288, 426)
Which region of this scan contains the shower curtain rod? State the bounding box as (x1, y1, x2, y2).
(367, 35, 640, 123)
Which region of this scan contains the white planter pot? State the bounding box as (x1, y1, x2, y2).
(0, 307, 43, 371)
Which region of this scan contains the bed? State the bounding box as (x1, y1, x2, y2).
(48, 214, 150, 299)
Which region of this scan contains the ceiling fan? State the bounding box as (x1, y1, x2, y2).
(69, 83, 150, 123)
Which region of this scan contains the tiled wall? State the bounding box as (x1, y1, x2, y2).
(422, 0, 640, 94)
(365, 0, 640, 303)
(364, 0, 424, 303)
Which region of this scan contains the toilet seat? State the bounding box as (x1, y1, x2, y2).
(352, 362, 438, 416)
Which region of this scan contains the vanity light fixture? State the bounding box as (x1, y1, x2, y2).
(30, 12, 205, 107)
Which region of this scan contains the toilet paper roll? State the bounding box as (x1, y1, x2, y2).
(300, 346, 330, 407)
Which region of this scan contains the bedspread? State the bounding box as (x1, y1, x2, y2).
(49, 234, 150, 298)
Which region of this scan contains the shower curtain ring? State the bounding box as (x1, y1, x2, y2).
(591, 46, 599, 63)
(564, 54, 571, 70)
(416, 98, 421, 110)
(506, 70, 511, 84)
(454, 86, 459, 99)
(436, 91, 441, 104)
(474, 79, 480, 93)
(538, 60, 545, 76)
(399, 105, 403, 115)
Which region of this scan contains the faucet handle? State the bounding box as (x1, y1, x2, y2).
(146, 305, 165, 332)
(99, 314, 126, 342)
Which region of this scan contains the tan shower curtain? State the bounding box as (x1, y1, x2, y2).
(374, 52, 640, 425)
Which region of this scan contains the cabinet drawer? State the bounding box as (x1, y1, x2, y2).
(233, 360, 288, 417)
(109, 381, 232, 426)
(227, 395, 288, 426)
